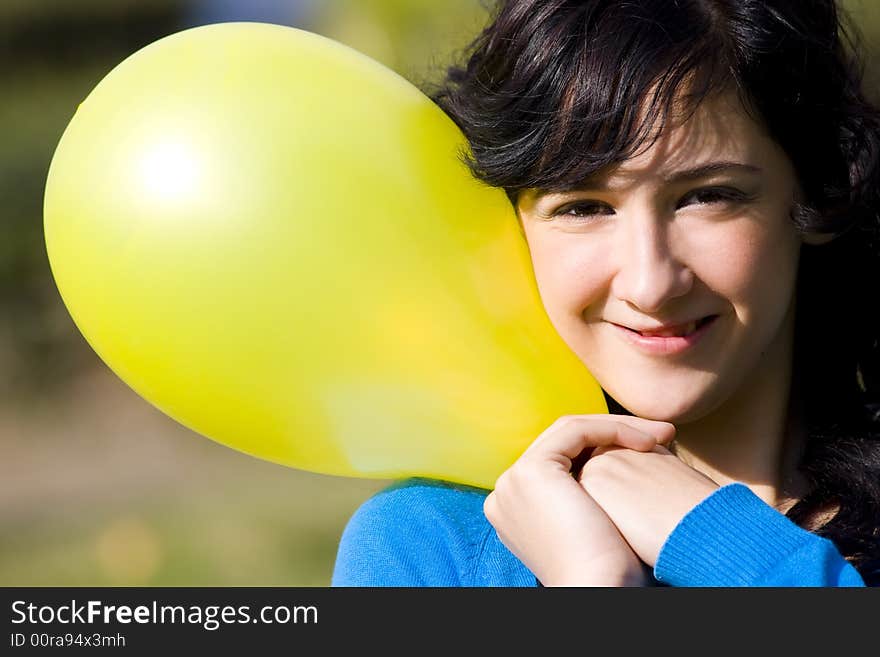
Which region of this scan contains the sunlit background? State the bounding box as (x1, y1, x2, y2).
(2, 0, 878, 586)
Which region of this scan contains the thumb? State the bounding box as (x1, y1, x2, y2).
(652, 421, 676, 445)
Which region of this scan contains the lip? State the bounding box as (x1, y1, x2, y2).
(611, 315, 719, 355)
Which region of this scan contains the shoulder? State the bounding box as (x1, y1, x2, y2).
(339, 477, 491, 551)
(331, 477, 534, 587)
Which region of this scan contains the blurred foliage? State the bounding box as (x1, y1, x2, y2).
(1, 467, 385, 586)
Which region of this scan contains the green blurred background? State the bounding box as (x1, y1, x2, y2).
(2, 0, 878, 586)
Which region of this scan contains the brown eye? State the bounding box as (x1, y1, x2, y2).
(553, 202, 614, 221)
(677, 187, 753, 209)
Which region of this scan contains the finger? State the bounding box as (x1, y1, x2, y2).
(591, 414, 677, 444)
(523, 416, 658, 465)
(656, 432, 677, 446)
(528, 414, 676, 451)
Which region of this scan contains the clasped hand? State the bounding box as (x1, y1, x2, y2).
(482, 415, 719, 586)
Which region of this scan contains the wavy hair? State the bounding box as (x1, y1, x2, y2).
(426, 0, 880, 584)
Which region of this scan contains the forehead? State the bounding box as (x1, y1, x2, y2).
(598, 90, 768, 185)
(517, 88, 787, 209)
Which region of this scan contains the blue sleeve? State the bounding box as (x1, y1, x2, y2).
(654, 483, 866, 587)
(331, 478, 492, 587)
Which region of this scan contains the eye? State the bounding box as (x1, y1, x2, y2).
(676, 186, 753, 209)
(552, 201, 614, 222)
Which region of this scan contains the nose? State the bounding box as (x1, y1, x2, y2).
(610, 214, 693, 313)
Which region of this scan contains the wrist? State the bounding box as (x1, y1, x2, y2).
(541, 560, 652, 587)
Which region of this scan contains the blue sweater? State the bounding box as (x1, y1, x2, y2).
(331, 478, 867, 587)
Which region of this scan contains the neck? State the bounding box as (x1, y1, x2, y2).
(670, 307, 808, 511)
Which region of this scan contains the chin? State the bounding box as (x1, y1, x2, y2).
(604, 378, 721, 424)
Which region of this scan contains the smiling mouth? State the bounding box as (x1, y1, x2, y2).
(626, 315, 717, 338)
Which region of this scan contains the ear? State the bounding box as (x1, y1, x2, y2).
(800, 231, 837, 246)
(790, 191, 839, 246)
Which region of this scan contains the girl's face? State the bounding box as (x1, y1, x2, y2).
(516, 91, 806, 423)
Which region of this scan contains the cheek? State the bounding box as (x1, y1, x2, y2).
(528, 240, 610, 325)
(694, 219, 800, 311)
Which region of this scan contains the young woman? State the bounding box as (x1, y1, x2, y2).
(332, 0, 880, 586)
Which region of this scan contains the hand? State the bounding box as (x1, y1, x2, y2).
(483, 415, 676, 586)
(578, 444, 720, 568)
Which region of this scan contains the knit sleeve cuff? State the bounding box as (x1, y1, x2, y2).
(653, 482, 819, 587)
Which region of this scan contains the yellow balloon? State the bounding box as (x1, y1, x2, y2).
(44, 22, 607, 489)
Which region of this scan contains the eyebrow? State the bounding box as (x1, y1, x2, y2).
(533, 161, 763, 198)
